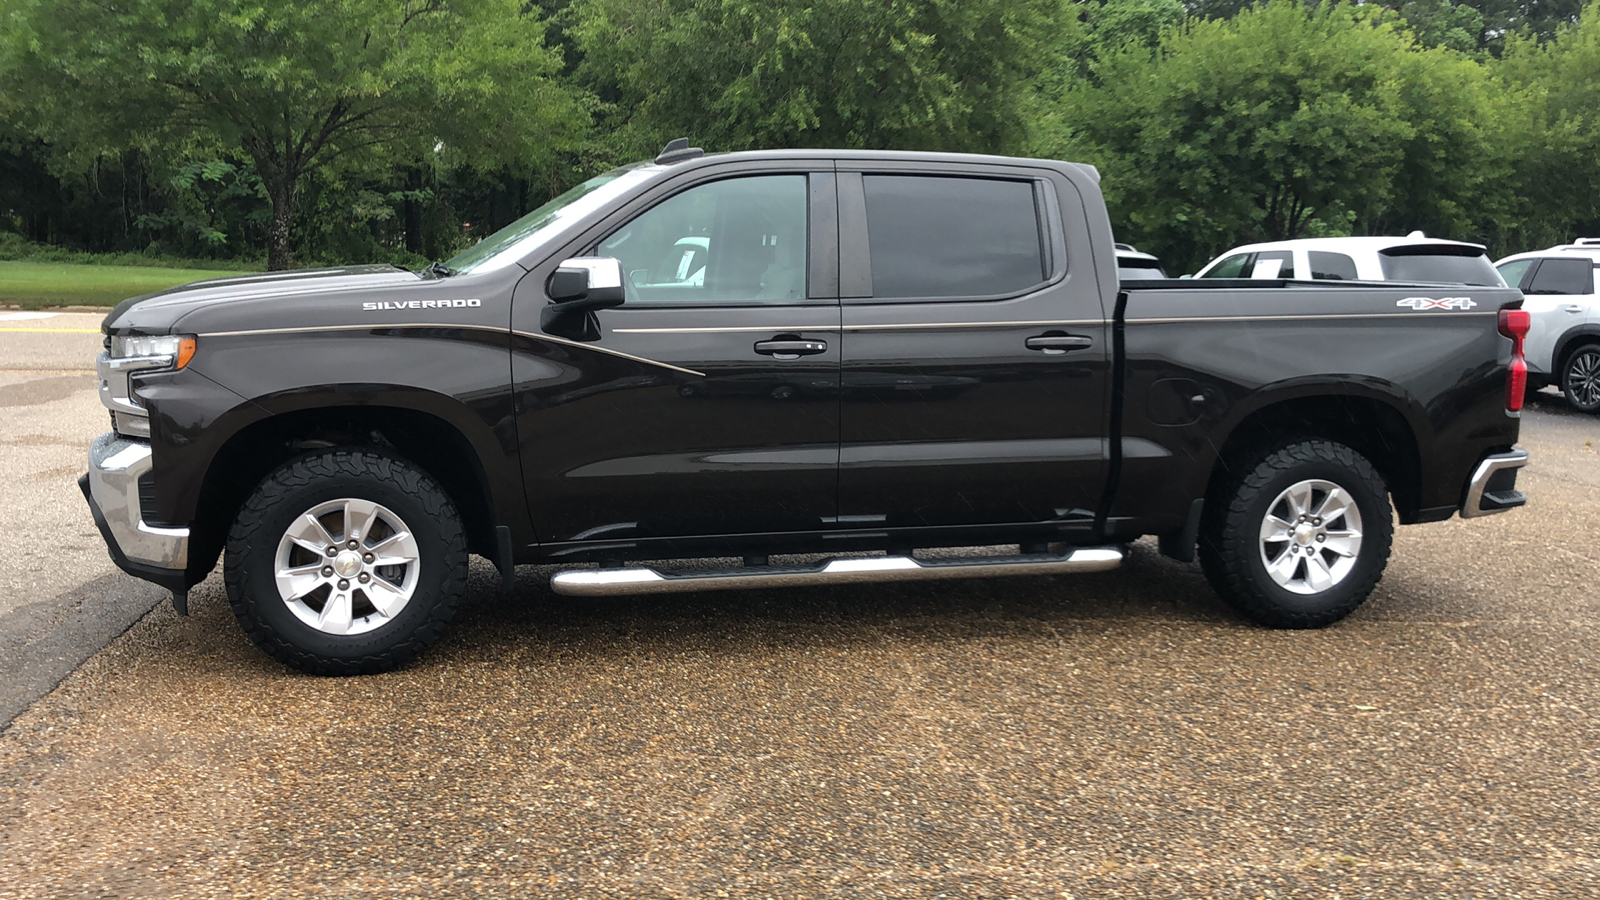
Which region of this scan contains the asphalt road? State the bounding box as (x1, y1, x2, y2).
(0, 312, 167, 727)
(0, 322, 1595, 896)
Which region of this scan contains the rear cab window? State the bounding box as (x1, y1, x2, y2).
(1379, 246, 1503, 286)
(860, 175, 1046, 299)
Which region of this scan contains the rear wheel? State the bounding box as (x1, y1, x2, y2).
(1561, 344, 1600, 413)
(1199, 439, 1393, 628)
(224, 449, 467, 675)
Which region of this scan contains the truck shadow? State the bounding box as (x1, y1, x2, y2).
(436, 540, 1243, 664)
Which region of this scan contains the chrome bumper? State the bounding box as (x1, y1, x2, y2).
(1460, 446, 1529, 519)
(84, 431, 189, 570)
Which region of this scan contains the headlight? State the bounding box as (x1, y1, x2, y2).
(109, 334, 197, 368)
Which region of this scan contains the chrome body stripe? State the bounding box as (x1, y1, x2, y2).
(1127, 312, 1498, 325)
(523, 331, 707, 377)
(198, 323, 706, 378)
(613, 325, 841, 334)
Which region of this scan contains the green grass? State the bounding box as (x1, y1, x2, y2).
(0, 260, 250, 308)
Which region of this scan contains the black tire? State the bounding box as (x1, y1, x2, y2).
(224, 448, 467, 675)
(1560, 343, 1600, 414)
(1198, 439, 1393, 629)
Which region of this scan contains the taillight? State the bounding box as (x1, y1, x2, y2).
(1499, 309, 1531, 413)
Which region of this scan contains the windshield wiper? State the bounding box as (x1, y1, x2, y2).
(421, 260, 456, 278)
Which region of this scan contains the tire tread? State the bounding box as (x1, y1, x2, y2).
(1198, 439, 1393, 629)
(223, 448, 467, 675)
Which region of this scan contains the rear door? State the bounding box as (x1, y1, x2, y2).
(833, 163, 1112, 532)
(1517, 257, 1597, 374)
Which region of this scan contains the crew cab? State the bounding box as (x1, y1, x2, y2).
(83, 144, 1531, 674)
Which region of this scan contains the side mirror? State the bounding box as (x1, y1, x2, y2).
(547, 257, 626, 313)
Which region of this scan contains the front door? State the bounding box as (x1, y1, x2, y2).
(834, 166, 1112, 532)
(511, 170, 841, 546)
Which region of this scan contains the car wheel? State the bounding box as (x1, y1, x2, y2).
(1199, 439, 1393, 628)
(1561, 344, 1600, 413)
(224, 448, 467, 675)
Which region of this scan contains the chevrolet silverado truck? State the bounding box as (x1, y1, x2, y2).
(83, 143, 1532, 675)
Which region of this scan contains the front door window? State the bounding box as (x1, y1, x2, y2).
(598, 175, 809, 304)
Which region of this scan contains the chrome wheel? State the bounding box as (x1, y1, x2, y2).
(274, 498, 421, 635)
(1257, 479, 1364, 595)
(1564, 347, 1600, 412)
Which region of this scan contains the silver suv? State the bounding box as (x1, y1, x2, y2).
(1495, 240, 1600, 413)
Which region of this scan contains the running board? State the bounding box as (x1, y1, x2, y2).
(550, 546, 1125, 597)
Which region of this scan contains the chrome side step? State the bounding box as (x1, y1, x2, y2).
(550, 546, 1125, 597)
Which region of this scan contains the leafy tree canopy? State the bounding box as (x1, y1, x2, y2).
(567, 0, 1073, 157)
(1051, 0, 1516, 271)
(2, 0, 585, 268)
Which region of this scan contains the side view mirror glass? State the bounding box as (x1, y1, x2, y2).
(547, 257, 626, 312)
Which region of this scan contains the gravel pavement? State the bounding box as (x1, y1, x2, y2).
(0, 387, 1595, 897)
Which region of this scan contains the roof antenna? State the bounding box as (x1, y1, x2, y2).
(655, 137, 704, 165)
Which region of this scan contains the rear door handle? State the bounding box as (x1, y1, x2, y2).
(1566, 305, 1586, 313)
(754, 337, 828, 359)
(1025, 334, 1093, 355)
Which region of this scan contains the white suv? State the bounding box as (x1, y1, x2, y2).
(1495, 240, 1600, 413)
(1195, 235, 1505, 286)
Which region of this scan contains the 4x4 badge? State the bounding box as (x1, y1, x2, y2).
(1397, 297, 1475, 310)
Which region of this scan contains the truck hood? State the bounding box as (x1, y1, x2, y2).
(103, 265, 423, 334)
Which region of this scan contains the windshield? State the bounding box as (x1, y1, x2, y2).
(443, 165, 658, 275)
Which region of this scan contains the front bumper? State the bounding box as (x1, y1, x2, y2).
(80, 431, 190, 592)
(1460, 446, 1529, 519)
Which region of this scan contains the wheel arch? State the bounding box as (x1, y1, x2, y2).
(1553, 324, 1600, 379)
(1203, 384, 1426, 524)
(185, 393, 512, 582)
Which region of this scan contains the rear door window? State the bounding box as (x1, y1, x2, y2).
(860, 175, 1045, 299)
(1379, 248, 1502, 286)
(1525, 258, 1594, 295)
(1308, 251, 1358, 280)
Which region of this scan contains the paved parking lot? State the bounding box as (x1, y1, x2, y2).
(0, 312, 167, 726)
(0, 317, 1596, 897)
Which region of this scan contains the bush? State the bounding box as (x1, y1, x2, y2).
(0, 233, 263, 271)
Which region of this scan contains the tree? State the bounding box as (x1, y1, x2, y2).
(1, 0, 585, 269)
(1493, 0, 1600, 246)
(567, 0, 1072, 157)
(1045, 1, 1507, 272)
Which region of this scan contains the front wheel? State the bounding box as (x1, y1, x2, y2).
(1199, 439, 1393, 629)
(224, 449, 468, 675)
(1561, 344, 1600, 413)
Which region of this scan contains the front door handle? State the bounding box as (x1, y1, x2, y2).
(1025, 333, 1093, 355)
(755, 337, 828, 360)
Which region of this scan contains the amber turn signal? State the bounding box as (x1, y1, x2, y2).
(175, 336, 197, 369)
